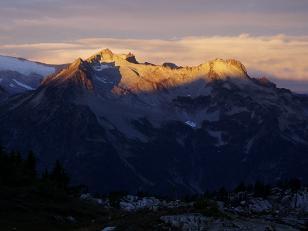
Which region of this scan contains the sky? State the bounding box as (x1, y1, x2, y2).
(0, 0, 308, 92)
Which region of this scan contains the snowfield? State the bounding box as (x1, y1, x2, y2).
(0, 55, 55, 76)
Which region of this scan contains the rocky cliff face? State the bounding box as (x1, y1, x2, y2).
(0, 49, 308, 195)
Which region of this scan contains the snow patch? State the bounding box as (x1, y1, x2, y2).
(101, 227, 116, 231)
(12, 79, 34, 90)
(95, 76, 114, 84)
(185, 120, 197, 128)
(93, 64, 112, 71)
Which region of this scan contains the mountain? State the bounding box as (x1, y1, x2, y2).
(0, 55, 60, 94)
(0, 49, 308, 195)
(0, 85, 8, 101)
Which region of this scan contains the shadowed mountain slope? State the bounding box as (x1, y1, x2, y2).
(0, 49, 308, 195)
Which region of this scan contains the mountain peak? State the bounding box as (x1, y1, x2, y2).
(70, 57, 86, 68)
(87, 49, 139, 64)
(206, 58, 248, 80)
(225, 59, 248, 74)
(42, 57, 93, 91)
(98, 48, 114, 60)
(86, 49, 114, 64)
(120, 52, 139, 64)
(99, 48, 114, 55)
(40, 50, 252, 97)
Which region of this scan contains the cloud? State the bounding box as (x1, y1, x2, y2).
(0, 1, 307, 92)
(1, 34, 308, 82)
(0, 0, 308, 44)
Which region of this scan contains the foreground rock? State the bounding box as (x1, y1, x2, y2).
(79, 187, 308, 230)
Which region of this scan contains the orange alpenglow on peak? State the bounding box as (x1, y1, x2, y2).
(83, 49, 250, 94)
(42, 57, 94, 90)
(70, 57, 85, 68)
(87, 49, 139, 64)
(86, 49, 247, 74)
(42, 49, 251, 96)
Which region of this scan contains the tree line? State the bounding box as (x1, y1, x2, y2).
(0, 146, 72, 197)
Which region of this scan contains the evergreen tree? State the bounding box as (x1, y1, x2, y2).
(9, 151, 23, 185)
(254, 181, 270, 198)
(41, 168, 50, 181)
(0, 145, 4, 156)
(10, 151, 22, 166)
(234, 182, 247, 192)
(289, 178, 301, 192)
(0, 145, 6, 184)
(0, 146, 76, 198)
(50, 160, 70, 189)
(25, 151, 37, 178)
(217, 187, 228, 201)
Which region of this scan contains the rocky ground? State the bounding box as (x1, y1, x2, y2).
(1, 185, 308, 230)
(82, 187, 308, 231)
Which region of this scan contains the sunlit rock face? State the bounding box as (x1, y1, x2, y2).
(85, 49, 249, 95)
(0, 49, 308, 196)
(42, 58, 94, 91)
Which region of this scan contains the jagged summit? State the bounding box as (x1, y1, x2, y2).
(85, 49, 247, 75)
(121, 52, 139, 64)
(39, 49, 251, 96)
(87, 49, 139, 64)
(72, 57, 85, 65)
(99, 48, 114, 55)
(206, 58, 248, 80)
(42, 57, 93, 91)
(65, 57, 89, 71)
(162, 62, 180, 69)
(226, 59, 248, 74)
(87, 49, 248, 76)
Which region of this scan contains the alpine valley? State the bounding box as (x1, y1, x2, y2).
(1, 49, 308, 195)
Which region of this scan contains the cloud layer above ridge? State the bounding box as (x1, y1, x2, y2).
(1, 34, 308, 82)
